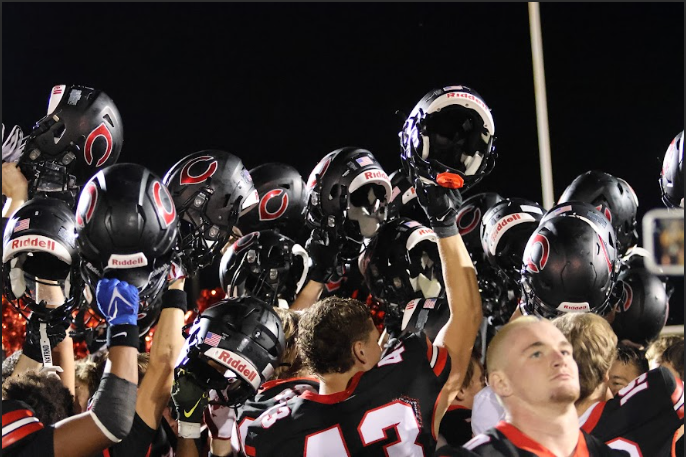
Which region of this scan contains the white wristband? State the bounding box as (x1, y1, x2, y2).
(178, 421, 202, 439)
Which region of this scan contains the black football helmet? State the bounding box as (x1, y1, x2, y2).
(659, 131, 684, 208)
(361, 218, 443, 334)
(233, 163, 308, 243)
(76, 163, 178, 316)
(2, 196, 82, 320)
(399, 297, 450, 342)
(480, 197, 544, 280)
(400, 85, 496, 191)
(163, 150, 259, 276)
(176, 296, 286, 406)
(558, 170, 639, 256)
(385, 169, 428, 225)
(219, 230, 309, 308)
(305, 147, 391, 260)
(520, 211, 619, 319)
(611, 266, 669, 347)
(19, 85, 123, 202)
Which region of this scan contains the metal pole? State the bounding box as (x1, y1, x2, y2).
(528, 2, 555, 209)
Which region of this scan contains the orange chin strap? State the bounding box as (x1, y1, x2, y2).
(436, 172, 464, 189)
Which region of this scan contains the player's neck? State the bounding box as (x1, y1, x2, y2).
(508, 403, 580, 457)
(575, 382, 612, 417)
(318, 369, 360, 395)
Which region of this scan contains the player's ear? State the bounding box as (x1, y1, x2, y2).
(353, 340, 367, 365)
(488, 370, 511, 398)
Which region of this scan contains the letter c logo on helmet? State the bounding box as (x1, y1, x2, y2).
(621, 281, 634, 312)
(153, 182, 176, 228)
(525, 233, 550, 273)
(456, 205, 481, 236)
(84, 123, 113, 167)
(179, 156, 219, 185)
(258, 189, 289, 221)
(76, 181, 99, 228)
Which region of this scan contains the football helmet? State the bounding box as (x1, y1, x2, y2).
(400, 85, 496, 191)
(233, 162, 308, 243)
(385, 169, 428, 225)
(76, 163, 178, 314)
(163, 150, 259, 276)
(305, 147, 391, 260)
(659, 131, 684, 208)
(361, 218, 443, 333)
(176, 296, 285, 406)
(219, 230, 309, 308)
(399, 297, 450, 342)
(480, 197, 544, 280)
(611, 266, 669, 347)
(558, 170, 639, 255)
(456, 192, 504, 269)
(2, 196, 82, 320)
(19, 85, 123, 199)
(520, 212, 619, 318)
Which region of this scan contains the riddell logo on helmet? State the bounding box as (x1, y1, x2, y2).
(10, 238, 56, 251)
(209, 349, 260, 388)
(107, 253, 149, 268)
(490, 213, 522, 242)
(558, 302, 591, 313)
(445, 92, 488, 111)
(364, 170, 389, 181)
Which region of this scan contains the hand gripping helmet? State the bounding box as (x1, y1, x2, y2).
(385, 170, 428, 225)
(455, 192, 504, 269)
(361, 218, 443, 319)
(2, 196, 82, 319)
(610, 266, 669, 347)
(76, 163, 178, 313)
(659, 131, 684, 208)
(480, 197, 545, 280)
(400, 85, 496, 191)
(520, 210, 619, 319)
(163, 150, 259, 276)
(176, 296, 286, 406)
(305, 147, 392, 259)
(19, 85, 123, 195)
(233, 163, 308, 243)
(219, 230, 309, 308)
(558, 170, 639, 256)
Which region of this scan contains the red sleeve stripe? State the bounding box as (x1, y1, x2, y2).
(671, 378, 684, 420)
(2, 421, 43, 449)
(426, 336, 434, 362)
(2, 409, 35, 427)
(244, 444, 256, 456)
(431, 346, 448, 377)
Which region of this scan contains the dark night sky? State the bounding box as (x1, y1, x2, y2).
(3, 2, 684, 324)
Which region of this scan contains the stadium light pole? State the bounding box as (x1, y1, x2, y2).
(528, 2, 555, 209)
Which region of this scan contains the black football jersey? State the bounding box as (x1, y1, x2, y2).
(2, 400, 55, 457)
(436, 422, 629, 457)
(244, 332, 451, 456)
(237, 376, 320, 454)
(439, 405, 473, 447)
(580, 367, 684, 457)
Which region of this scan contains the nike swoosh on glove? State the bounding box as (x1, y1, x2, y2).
(96, 278, 140, 326)
(414, 178, 463, 238)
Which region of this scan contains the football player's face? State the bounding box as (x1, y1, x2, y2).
(609, 360, 642, 396)
(503, 321, 580, 407)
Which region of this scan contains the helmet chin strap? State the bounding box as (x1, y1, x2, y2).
(409, 274, 442, 299)
(348, 187, 385, 238)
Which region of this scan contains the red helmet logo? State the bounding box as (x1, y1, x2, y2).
(84, 123, 113, 168)
(456, 205, 481, 236)
(180, 156, 218, 185)
(621, 281, 634, 312)
(598, 234, 613, 273)
(153, 181, 176, 228)
(595, 205, 613, 223)
(231, 231, 259, 253)
(525, 233, 550, 273)
(307, 156, 333, 189)
(258, 189, 289, 221)
(76, 181, 99, 228)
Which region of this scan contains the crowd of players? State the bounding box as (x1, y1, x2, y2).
(1, 83, 684, 457)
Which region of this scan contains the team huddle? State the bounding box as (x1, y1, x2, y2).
(1, 83, 684, 457)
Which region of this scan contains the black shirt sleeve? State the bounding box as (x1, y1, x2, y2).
(106, 413, 157, 457)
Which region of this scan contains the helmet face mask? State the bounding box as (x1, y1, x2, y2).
(19, 85, 123, 196)
(219, 230, 309, 307)
(400, 86, 496, 192)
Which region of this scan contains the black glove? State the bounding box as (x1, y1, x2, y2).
(22, 307, 71, 362)
(306, 228, 339, 283)
(414, 178, 463, 238)
(171, 367, 210, 439)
